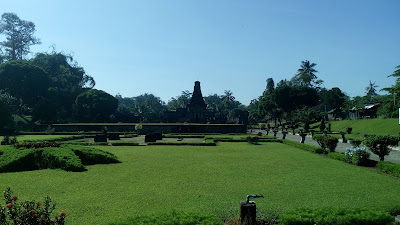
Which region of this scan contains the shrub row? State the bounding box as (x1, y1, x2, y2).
(279, 207, 394, 225)
(327, 152, 347, 162)
(24, 135, 87, 143)
(282, 139, 323, 154)
(212, 138, 282, 143)
(111, 142, 139, 146)
(14, 141, 61, 149)
(147, 142, 216, 146)
(0, 146, 120, 173)
(376, 161, 400, 178)
(163, 134, 205, 138)
(64, 142, 109, 146)
(65, 145, 121, 165)
(108, 210, 223, 225)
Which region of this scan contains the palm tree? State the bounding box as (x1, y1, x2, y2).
(365, 80, 379, 100)
(292, 60, 322, 87)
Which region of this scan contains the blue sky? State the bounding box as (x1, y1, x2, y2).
(1, 0, 400, 105)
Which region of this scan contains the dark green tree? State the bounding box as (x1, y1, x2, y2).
(0, 61, 51, 121)
(0, 99, 14, 134)
(30, 52, 95, 122)
(74, 89, 118, 122)
(291, 60, 323, 87)
(322, 87, 346, 119)
(167, 90, 191, 110)
(130, 94, 166, 122)
(365, 80, 379, 101)
(263, 78, 275, 95)
(0, 13, 41, 60)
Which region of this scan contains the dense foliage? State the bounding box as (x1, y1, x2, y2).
(75, 89, 118, 122)
(363, 135, 399, 161)
(0, 145, 120, 173)
(280, 208, 394, 225)
(1, 187, 66, 225)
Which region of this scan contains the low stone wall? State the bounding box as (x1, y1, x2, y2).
(41, 123, 246, 134)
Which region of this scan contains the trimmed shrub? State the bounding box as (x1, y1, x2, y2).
(364, 135, 399, 161)
(64, 142, 109, 146)
(108, 133, 120, 140)
(377, 161, 400, 178)
(247, 136, 259, 144)
(94, 134, 107, 142)
(345, 126, 353, 134)
(111, 142, 139, 146)
(279, 207, 394, 225)
(65, 146, 121, 165)
(344, 147, 371, 166)
(145, 133, 157, 142)
(282, 139, 323, 154)
(0, 145, 120, 173)
(40, 148, 86, 172)
(312, 134, 338, 154)
(108, 210, 223, 225)
(327, 152, 347, 162)
(153, 132, 163, 140)
(14, 141, 61, 149)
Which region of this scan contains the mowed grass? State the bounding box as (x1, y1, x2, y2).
(1, 143, 400, 224)
(311, 118, 400, 136)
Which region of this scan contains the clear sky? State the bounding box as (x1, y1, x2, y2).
(1, 0, 400, 105)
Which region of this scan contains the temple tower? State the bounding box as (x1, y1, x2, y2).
(188, 81, 207, 123)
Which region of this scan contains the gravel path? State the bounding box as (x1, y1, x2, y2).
(252, 129, 400, 164)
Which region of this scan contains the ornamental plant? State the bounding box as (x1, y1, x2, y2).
(312, 134, 338, 154)
(0, 187, 66, 225)
(345, 127, 353, 134)
(363, 135, 399, 161)
(344, 147, 370, 166)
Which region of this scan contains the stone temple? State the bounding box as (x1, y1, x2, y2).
(163, 81, 212, 123)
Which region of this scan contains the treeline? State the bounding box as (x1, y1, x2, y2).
(248, 61, 400, 129)
(0, 13, 249, 133)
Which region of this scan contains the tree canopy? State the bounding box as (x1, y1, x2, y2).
(0, 13, 41, 61)
(74, 89, 118, 122)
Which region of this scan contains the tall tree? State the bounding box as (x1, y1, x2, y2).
(0, 13, 41, 60)
(74, 89, 118, 122)
(365, 80, 379, 101)
(322, 87, 346, 119)
(30, 51, 95, 122)
(291, 60, 323, 87)
(130, 94, 166, 122)
(167, 90, 191, 110)
(263, 78, 275, 95)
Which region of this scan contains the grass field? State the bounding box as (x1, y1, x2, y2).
(1, 142, 400, 224)
(311, 118, 400, 137)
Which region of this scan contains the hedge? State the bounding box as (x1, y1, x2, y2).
(163, 134, 205, 138)
(64, 142, 109, 146)
(147, 142, 217, 146)
(327, 152, 347, 162)
(23, 135, 87, 143)
(282, 139, 323, 154)
(376, 161, 400, 178)
(65, 145, 121, 165)
(0, 145, 120, 173)
(280, 208, 394, 225)
(40, 148, 86, 172)
(111, 142, 139, 146)
(108, 210, 223, 225)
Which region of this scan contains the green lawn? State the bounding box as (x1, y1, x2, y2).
(311, 118, 400, 136)
(1, 143, 399, 225)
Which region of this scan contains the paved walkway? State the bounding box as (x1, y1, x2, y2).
(251, 129, 400, 164)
